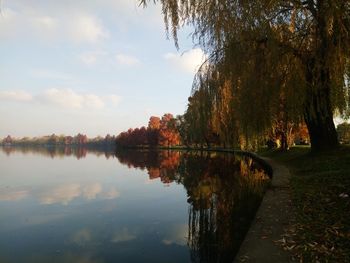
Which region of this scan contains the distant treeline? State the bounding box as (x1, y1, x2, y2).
(1, 133, 116, 148)
(1, 145, 116, 159)
(3, 120, 348, 150)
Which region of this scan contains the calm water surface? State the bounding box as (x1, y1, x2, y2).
(0, 147, 269, 263)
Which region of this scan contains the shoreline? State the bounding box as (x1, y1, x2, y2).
(234, 157, 294, 262)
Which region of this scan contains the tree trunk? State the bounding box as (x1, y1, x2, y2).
(304, 59, 339, 152)
(280, 131, 289, 151)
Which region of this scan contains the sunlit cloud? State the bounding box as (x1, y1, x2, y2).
(0, 90, 33, 102)
(37, 88, 107, 110)
(164, 48, 207, 74)
(116, 53, 141, 67)
(111, 228, 136, 243)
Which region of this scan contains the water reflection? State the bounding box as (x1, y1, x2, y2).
(0, 147, 269, 262)
(0, 182, 120, 205)
(1, 145, 115, 159)
(117, 150, 269, 262)
(184, 154, 268, 262)
(116, 150, 181, 184)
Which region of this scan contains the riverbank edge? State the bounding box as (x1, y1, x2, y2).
(116, 146, 273, 177)
(234, 157, 294, 262)
(118, 145, 294, 262)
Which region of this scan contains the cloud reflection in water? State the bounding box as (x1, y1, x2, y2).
(0, 183, 120, 205)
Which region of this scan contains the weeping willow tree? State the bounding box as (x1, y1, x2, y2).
(184, 88, 214, 147)
(141, 0, 350, 151)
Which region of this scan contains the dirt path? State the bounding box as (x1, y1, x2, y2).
(235, 158, 295, 262)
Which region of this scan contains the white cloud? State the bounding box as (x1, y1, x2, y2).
(108, 95, 122, 106)
(0, 90, 33, 102)
(80, 51, 140, 68)
(0, 7, 109, 44)
(164, 48, 207, 74)
(116, 53, 141, 67)
(85, 94, 106, 109)
(68, 14, 110, 44)
(38, 88, 105, 110)
(39, 88, 86, 109)
(0, 88, 121, 110)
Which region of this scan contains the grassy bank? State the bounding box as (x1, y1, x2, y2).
(261, 146, 350, 262)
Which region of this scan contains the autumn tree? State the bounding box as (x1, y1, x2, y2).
(141, 0, 350, 151)
(159, 113, 180, 147)
(116, 114, 180, 147)
(147, 116, 161, 146)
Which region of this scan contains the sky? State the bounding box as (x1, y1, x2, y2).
(0, 0, 206, 138)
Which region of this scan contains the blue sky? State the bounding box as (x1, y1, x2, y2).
(0, 0, 206, 138)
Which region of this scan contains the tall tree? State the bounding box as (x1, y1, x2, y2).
(147, 116, 161, 146)
(141, 0, 350, 151)
(159, 113, 181, 147)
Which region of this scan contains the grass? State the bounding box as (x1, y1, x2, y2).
(260, 146, 350, 262)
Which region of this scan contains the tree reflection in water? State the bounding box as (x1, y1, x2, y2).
(115, 150, 269, 262)
(1, 145, 115, 159)
(183, 153, 269, 262)
(1, 147, 269, 262)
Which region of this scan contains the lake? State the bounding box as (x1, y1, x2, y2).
(0, 147, 269, 263)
